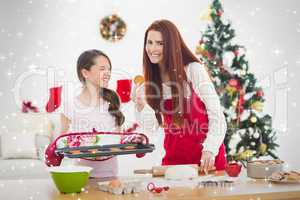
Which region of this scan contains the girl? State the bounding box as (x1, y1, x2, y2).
(61, 49, 125, 178)
(132, 19, 227, 172)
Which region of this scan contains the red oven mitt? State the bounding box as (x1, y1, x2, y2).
(45, 140, 64, 167)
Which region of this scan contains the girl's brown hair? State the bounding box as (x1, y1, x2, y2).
(77, 49, 125, 126)
(143, 19, 200, 127)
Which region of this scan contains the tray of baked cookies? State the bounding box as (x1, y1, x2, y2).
(55, 143, 155, 158)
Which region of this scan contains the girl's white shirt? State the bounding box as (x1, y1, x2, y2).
(63, 96, 119, 178)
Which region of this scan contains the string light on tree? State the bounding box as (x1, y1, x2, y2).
(273, 49, 282, 56)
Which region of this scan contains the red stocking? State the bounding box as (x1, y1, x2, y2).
(116, 79, 132, 103)
(45, 86, 62, 113)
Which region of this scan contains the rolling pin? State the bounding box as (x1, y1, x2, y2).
(134, 164, 216, 177)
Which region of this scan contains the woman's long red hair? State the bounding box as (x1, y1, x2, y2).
(143, 19, 200, 127)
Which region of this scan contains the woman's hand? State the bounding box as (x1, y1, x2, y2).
(200, 151, 215, 174)
(131, 84, 146, 112)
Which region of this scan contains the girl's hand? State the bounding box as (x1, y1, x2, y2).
(200, 151, 215, 174)
(131, 84, 146, 112)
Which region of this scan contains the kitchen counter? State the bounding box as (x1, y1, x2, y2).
(1, 172, 300, 200)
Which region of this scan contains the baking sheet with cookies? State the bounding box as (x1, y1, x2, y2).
(55, 143, 155, 158)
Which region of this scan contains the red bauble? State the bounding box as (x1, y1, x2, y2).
(207, 52, 215, 60)
(225, 162, 242, 177)
(239, 91, 245, 105)
(234, 50, 239, 57)
(239, 107, 244, 114)
(256, 90, 264, 97)
(229, 79, 238, 87)
(217, 10, 223, 16)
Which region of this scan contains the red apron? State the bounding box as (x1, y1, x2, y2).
(161, 83, 227, 170)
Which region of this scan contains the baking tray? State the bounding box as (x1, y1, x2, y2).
(55, 143, 155, 158)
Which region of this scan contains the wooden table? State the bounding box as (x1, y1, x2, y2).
(1, 175, 300, 200)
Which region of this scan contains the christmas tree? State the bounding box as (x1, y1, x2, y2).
(196, 0, 279, 161)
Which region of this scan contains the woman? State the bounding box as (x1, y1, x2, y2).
(132, 19, 227, 172)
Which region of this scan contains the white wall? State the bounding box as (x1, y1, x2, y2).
(0, 0, 299, 175)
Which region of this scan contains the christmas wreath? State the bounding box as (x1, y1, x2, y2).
(99, 14, 127, 42)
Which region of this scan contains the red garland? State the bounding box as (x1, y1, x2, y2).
(228, 78, 244, 124)
(236, 90, 245, 124)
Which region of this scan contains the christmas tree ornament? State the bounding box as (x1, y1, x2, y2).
(240, 70, 247, 76)
(251, 101, 263, 112)
(259, 143, 267, 155)
(253, 132, 260, 139)
(207, 52, 215, 60)
(200, 7, 212, 21)
(22, 101, 39, 113)
(239, 150, 254, 160)
(256, 89, 264, 97)
(116, 79, 132, 103)
(217, 9, 223, 17)
(250, 116, 257, 123)
(195, 45, 206, 55)
(229, 78, 239, 88)
(232, 99, 238, 107)
(233, 50, 239, 57)
(45, 86, 62, 113)
(226, 85, 237, 96)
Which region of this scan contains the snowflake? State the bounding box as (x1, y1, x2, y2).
(27, 17, 32, 24)
(272, 49, 282, 55)
(16, 32, 24, 38)
(28, 64, 38, 70)
(0, 55, 7, 61)
(67, 0, 77, 3)
(7, 70, 13, 77)
(37, 40, 44, 46)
